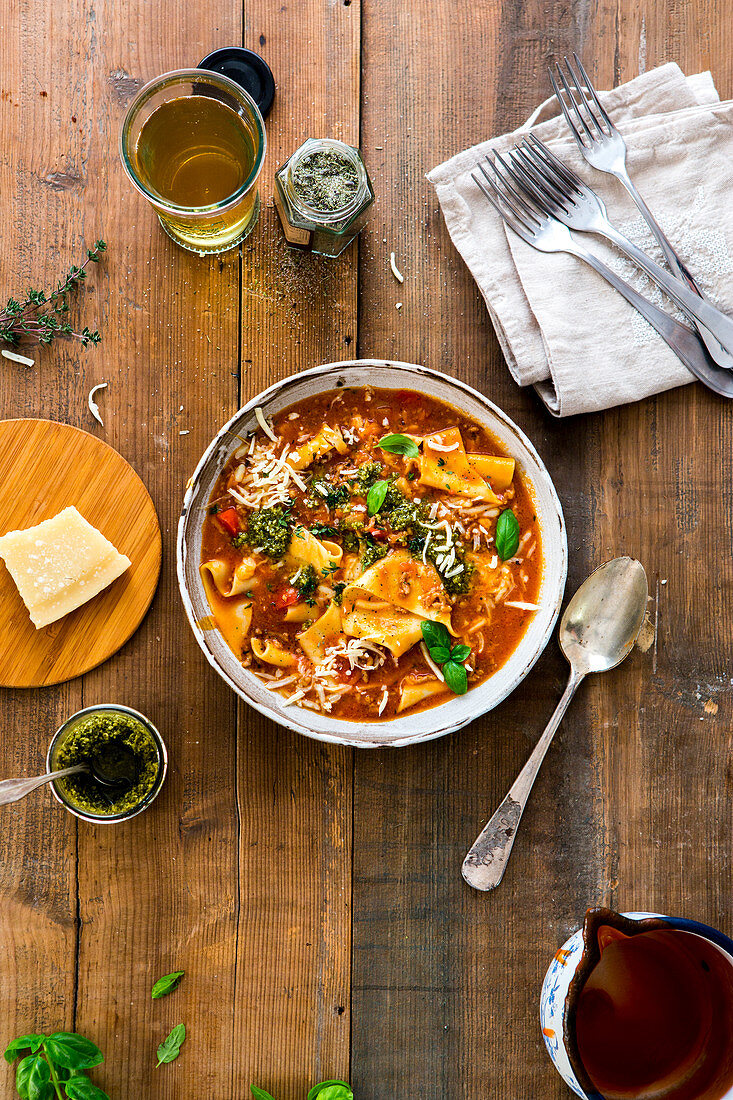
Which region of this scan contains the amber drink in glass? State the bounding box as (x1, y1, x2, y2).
(121, 69, 266, 254)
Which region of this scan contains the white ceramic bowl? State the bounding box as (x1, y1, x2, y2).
(177, 360, 567, 748)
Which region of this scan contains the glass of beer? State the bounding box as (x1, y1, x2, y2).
(120, 69, 266, 255)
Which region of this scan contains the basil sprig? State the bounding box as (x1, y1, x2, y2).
(4, 1032, 107, 1099)
(377, 433, 419, 458)
(421, 622, 470, 695)
(251, 1082, 352, 1100)
(366, 479, 390, 515)
(151, 971, 184, 1000)
(495, 508, 520, 560)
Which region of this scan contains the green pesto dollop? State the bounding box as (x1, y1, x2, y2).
(292, 563, 318, 601)
(242, 504, 293, 559)
(54, 712, 160, 817)
(352, 461, 384, 493)
(360, 536, 389, 571)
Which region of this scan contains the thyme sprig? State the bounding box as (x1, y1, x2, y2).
(0, 240, 106, 350)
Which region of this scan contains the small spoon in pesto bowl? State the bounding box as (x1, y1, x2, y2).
(0, 745, 137, 806)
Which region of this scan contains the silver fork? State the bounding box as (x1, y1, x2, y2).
(472, 156, 733, 398)
(507, 136, 733, 369)
(550, 54, 733, 368)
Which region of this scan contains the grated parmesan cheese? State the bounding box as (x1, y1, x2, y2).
(87, 382, 108, 427)
(268, 637, 388, 714)
(2, 348, 35, 367)
(427, 440, 459, 453)
(420, 641, 445, 682)
(225, 439, 300, 510)
(389, 252, 404, 283)
(254, 405, 278, 443)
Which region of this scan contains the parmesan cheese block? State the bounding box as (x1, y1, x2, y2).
(0, 506, 131, 629)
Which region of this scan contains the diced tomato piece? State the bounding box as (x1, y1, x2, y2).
(274, 585, 300, 611)
(217, 507, 241, 537)
(366, 517, 388, 539)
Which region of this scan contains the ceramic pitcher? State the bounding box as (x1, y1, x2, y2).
(540, 908, 733, 1100)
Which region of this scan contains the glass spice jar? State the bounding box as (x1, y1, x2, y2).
(274, 137, 374, 257)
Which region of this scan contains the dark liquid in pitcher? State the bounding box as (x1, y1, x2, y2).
(575, 926, 733, 1100)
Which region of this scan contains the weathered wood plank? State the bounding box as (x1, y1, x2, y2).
(0, 2, 244, 1098)
(231, 2, 360, 1097)
(0, 0, 91, 1084)
(72, 4, 246, 1092)
(353, 2, 732, 1098)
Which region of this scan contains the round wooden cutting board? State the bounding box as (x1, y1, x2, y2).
(0, 419, 162, 687)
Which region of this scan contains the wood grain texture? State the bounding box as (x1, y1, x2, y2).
(0, 0, 731, 1098)
(353, 2, 733, 1099)
(0, 0, 244, 1097)
(0, 419, 161, 686)
(231, 3, 359, 1095)
(72, 0, 246, 1094)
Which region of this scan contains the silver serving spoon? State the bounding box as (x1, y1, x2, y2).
(462, 557, 648, 892)
(0, 744, 138, 806)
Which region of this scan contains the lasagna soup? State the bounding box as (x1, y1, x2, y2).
(200, 387, 542, 719)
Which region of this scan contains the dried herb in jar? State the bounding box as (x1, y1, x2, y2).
(291, 150, 359, 212)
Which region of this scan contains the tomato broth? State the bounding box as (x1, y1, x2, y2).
(200, 386, 543, 720)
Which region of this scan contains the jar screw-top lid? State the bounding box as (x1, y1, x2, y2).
(198, 47, 275, 118)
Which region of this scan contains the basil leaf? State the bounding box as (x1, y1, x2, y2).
(16, 1055, 35, 1100)
(420, 620, 450, 651)
(156, 1024, 185, 1067)
(250, 1088, 277, 1100)
(495, 509, 520, 561)
(428, 646, 451, 664)
(377, 433, 419, 458)
(450, 644, 471, 663)
(43, 1034, 103, 1071)
(65, 1076, 110, 1100)
(443, 660, 468, 695)
(4, 1036, 45, 1064)
(16, 1053, 49, 1100)
(366, 479, 389, 515)
(151, 971, 184, 999)
(307, 1083, 353, 1100)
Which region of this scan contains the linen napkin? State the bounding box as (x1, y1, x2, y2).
(427, 64, 733, 416)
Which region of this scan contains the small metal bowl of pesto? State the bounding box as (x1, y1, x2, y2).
(46, 705, 167, 823)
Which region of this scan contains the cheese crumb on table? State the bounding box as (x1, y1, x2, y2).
(0, 506, 131, 628)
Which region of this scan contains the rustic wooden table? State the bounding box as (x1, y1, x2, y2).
(1, 2, 732, 1097)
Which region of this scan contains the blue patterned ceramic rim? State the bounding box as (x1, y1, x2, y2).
(540, 912, 733, 1100)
